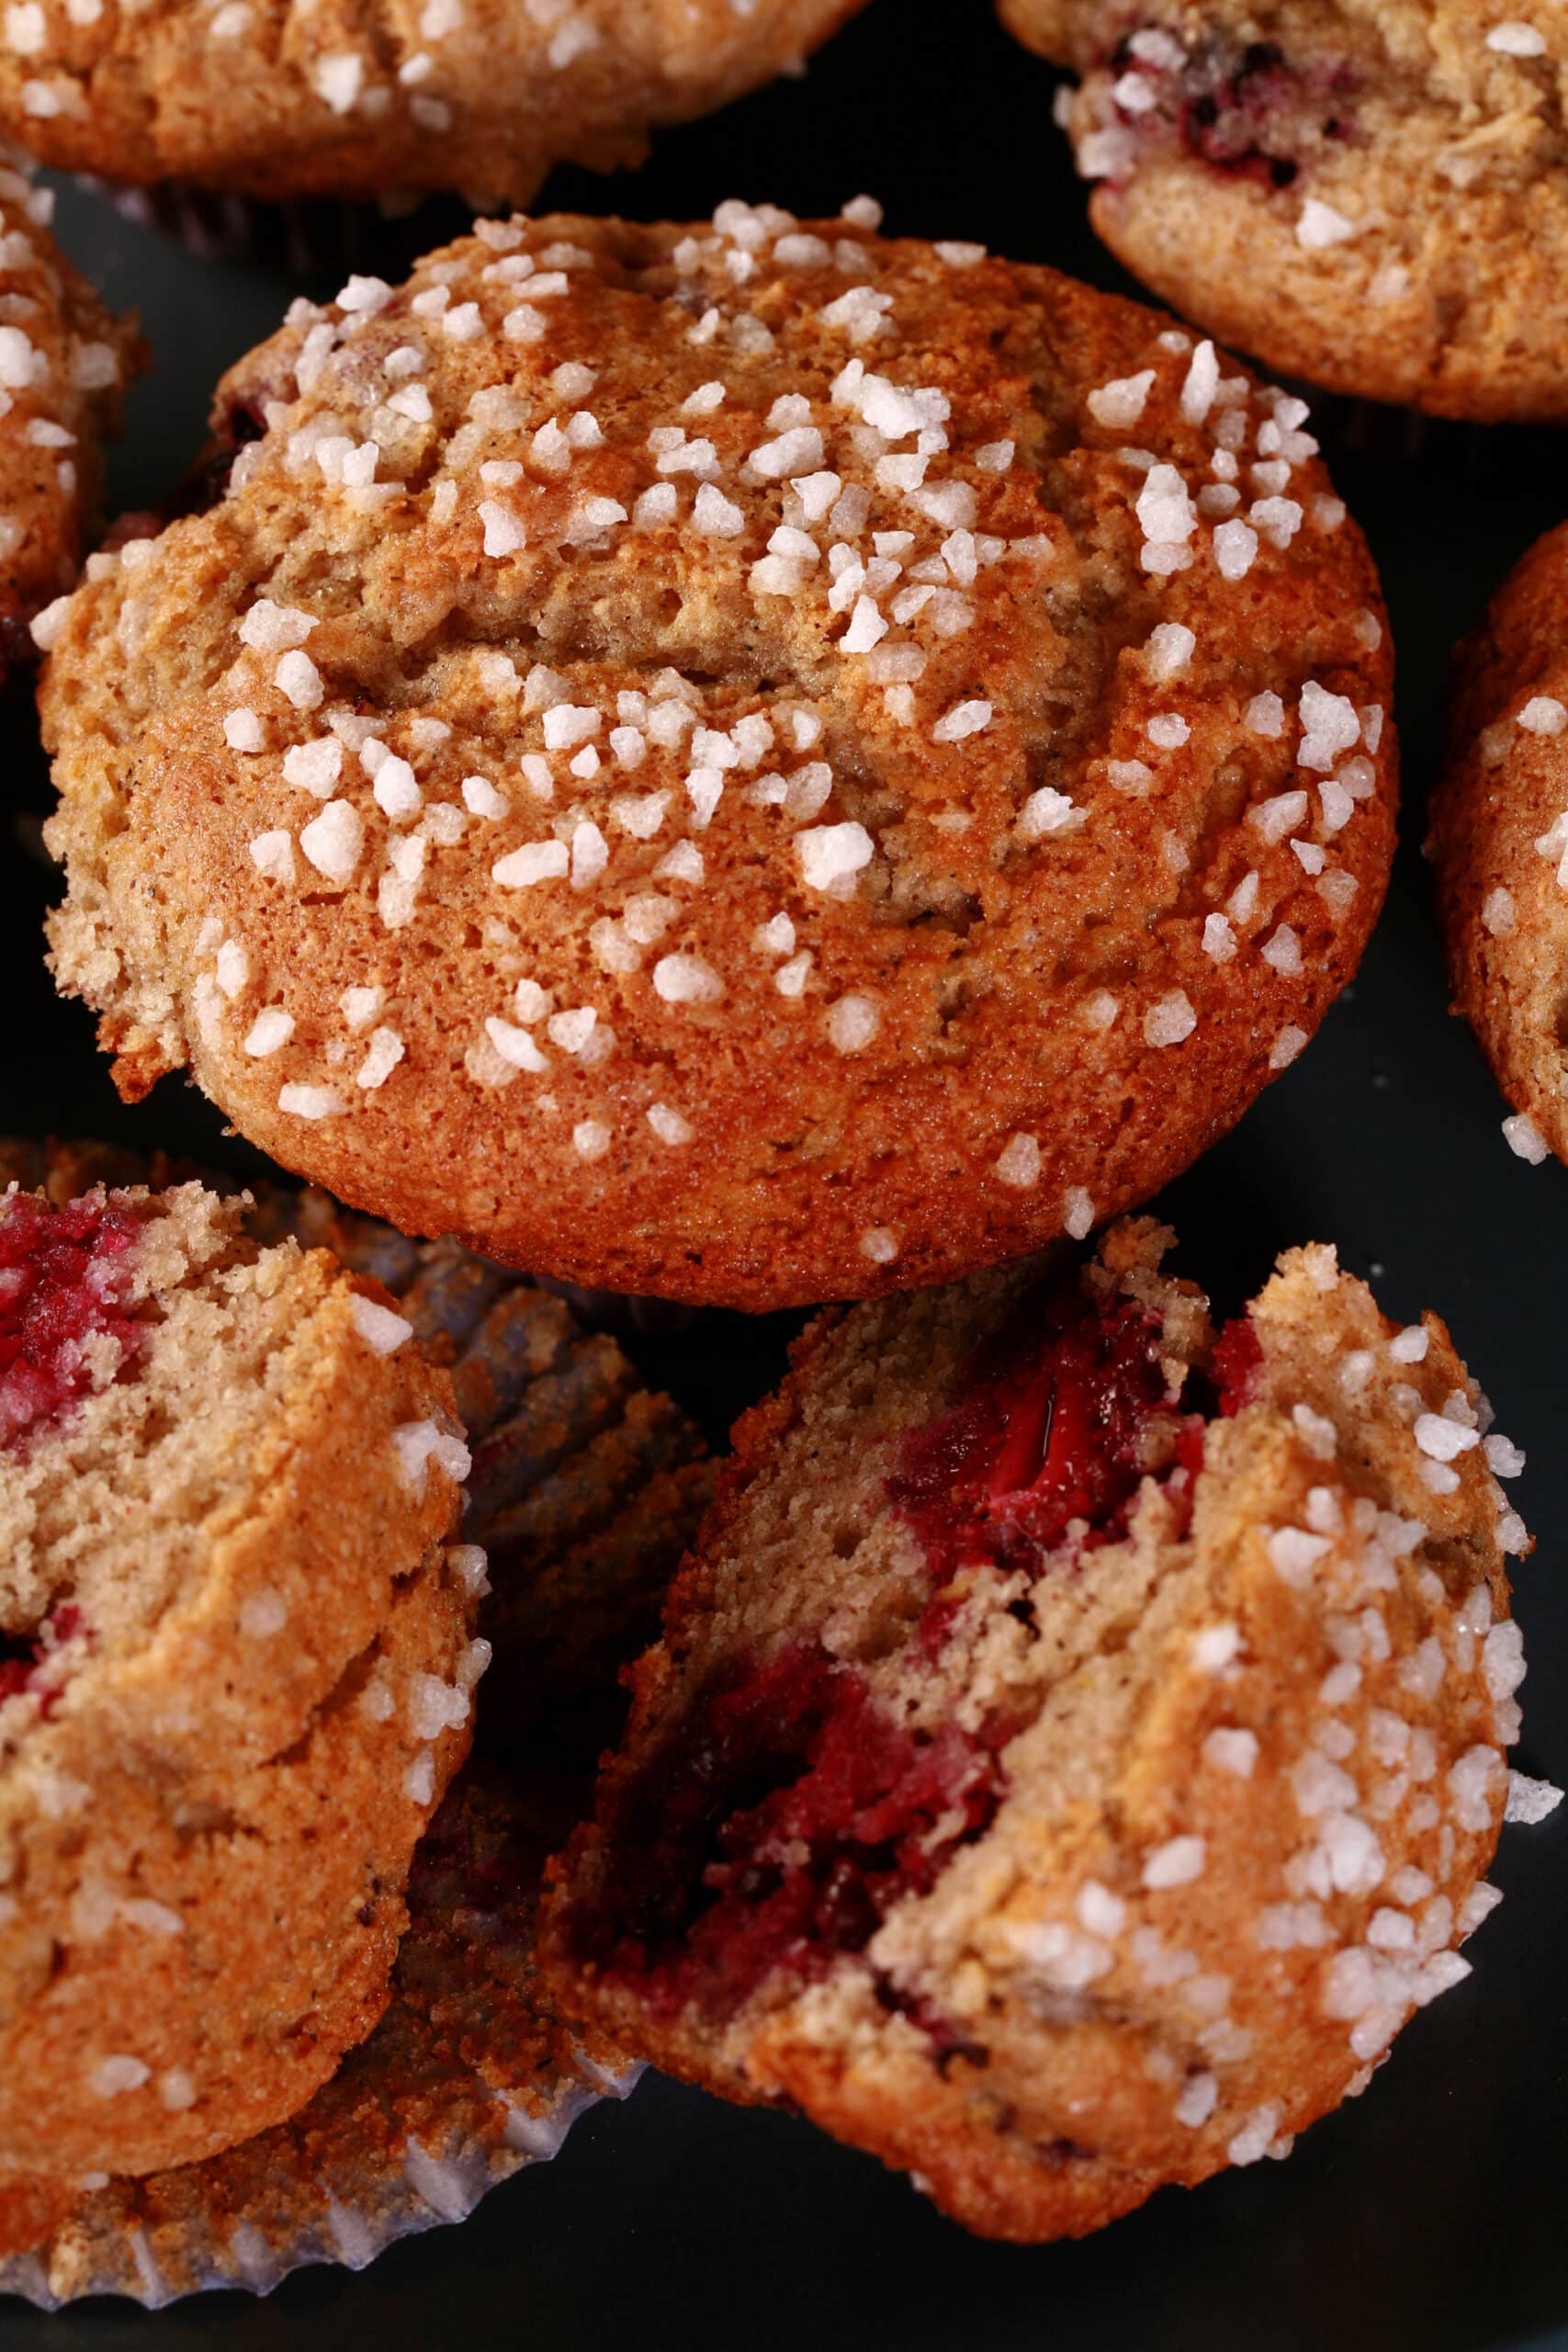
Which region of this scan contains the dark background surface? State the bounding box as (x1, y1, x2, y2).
(1, 1, 1566, 2343)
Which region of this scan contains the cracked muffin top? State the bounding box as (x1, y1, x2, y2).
(39, 201, 1394, 1310)
(1004, 0, 1568, 421)
(0, 0, 866, 205)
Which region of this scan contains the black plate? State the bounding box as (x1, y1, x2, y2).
(3, 5, 1566, 2345)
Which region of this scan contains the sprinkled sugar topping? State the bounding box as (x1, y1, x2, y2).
(998, 1273, 1549, 2165)
(42, 202, 1390, 1293)
(0, 163, 123, 662)
(1486, 19, 1548, 54)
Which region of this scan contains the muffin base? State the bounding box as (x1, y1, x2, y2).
(0, 1756, 637, 2307)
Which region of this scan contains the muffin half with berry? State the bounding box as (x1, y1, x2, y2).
(1004, 0, 1568, 421)
(0, 1171, 479, 2187)
(0, 1142, 713, 2305)
(544, 1218, 1544, 2240)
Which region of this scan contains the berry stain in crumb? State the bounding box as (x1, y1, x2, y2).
(0, 1602, 86, 1713)
(887, 1273, 1181, 1576)
(568, 1280, 1269, 2034)
(0, 1191, 146, 1452)
(575, 1638, 1010, 2028)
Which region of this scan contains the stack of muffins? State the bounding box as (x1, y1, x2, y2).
(0, 0, 1562, 2305)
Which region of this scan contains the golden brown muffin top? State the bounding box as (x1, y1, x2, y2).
(42, 205, 1393, 1306)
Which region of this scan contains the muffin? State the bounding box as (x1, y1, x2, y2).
(39, 203, 1394, 1311)
(0, 1143, 711, 2303)
(0, 158, 135, 688)
(1002, 0, 1568, 421)
(1427, 523, 1568, 1170)
(0, 0, 865, 206)
(543, 1218, 1544, 2241)
(0, 1172, 478, 2183)
(0, 1137, 716, 1732)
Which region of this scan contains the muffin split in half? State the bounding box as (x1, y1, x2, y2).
(0, 1178, 478, 2182)
(545, 1221, 1532, 2239)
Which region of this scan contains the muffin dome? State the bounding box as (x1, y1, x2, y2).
(41, 205, 1393, 1309)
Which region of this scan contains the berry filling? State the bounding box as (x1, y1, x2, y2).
(573, 1283, 1267, 2036)
(891, 1281, 1269, 1652)
(1099, 25, 1356, 190)
(0, 1192, 147, 1453)
(578, 1638, 1011, 2027)
(0, 1589, 85, 1721)
(887, 1278, 1189, 1584)
(0, 1604, 85, 1714)
(0, 1646, 36, 1707)
(1211, 1313, 1265, 1413)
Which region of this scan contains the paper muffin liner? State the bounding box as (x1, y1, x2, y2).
(0, 1141, 715, 2303)
(249, 1196, 716, 1733)
(532, 1272, 708, 1339)
(75, 173, 468, 283)
(1287, 381, 1562, 490)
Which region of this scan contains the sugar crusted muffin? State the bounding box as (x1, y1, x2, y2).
(0, 1138, 716, 1729)
(0, 1175, 479, 2183)
(1427, 523, 1568, 1173)
(0, 0, 865, 206)
(41, 204, 1393, 1310)
(1004, 0, 1568, 422)
(0, 1143, 709, 2303)
(543, 1220, 1546, 2241)
(0, 162, 134, 690)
